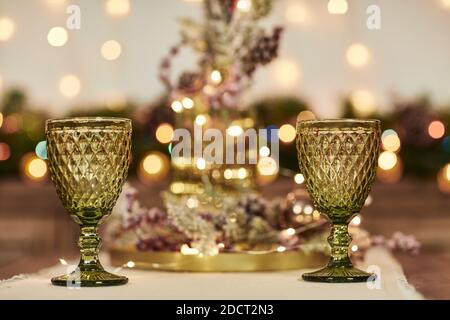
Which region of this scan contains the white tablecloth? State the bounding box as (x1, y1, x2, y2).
(0, 248, 423, 300)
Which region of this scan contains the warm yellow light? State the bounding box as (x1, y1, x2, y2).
(277, 246, 286, 253)
(382, 134, 401, 152)
(106, 0, 130, 16)
(101, 40, 122, 61)
(428, 120, 445, 139)
(437, 163, 450, 194)
(182, 97, 194, 109)
(257, 157, 279, 176)
(47, 27, 68, 47)
(126, 261, 135, 268)
(237, 167, 248, 179)
(303, 205, 313, 215)
(351, 89, 376, 117)
(294, 173, 305, 184)
(142, 154, 163, 175)
(186, 197, 199, 209)
(279, 124, 296, 143)
(285, 2, 311, 25)
(26, 158, 48, 179)
(196, 157, 206, 170)
(59, 75, 81, 97)
(285, 228, 296, 236)
(210, 70, 222, 84)
(441, 0, 450, 8)
(446, 164, 450, 181)
(236, 0, 252, 12)
(180, 244, 199, 255)
(259, 146, 270, 157)
(155, 123, 174, 144)
(0, 143, 11, 161)
(378, 151, 397, 170)
(351, 215, 361, 226)
(328, 0, 348, 14)
(171, 100, 183, 113)
(297, 110, 316, 121)
(224, 169, 233, 180)
(0, 112, 3, 128)
(0, 18, 15, 42)
(272, 59, 301, 89)
(346, 43, 370, 68)
(195, 114, 208, 126)
(227, 125, 244, 137)
(351, 245, 358, 252)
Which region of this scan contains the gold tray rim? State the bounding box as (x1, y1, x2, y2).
(109, 246, 328, 272)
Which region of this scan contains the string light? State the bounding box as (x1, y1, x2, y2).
(378, 151, 397, 170)
(171, 100, 183, 113)
(350, 89, 376, 117)
(196, 157, 206, 170)
(346, 43, 370, 68)
(210, 70, 222, 84)
(297, 110, 316, 121)
(101, 40, 122, 61)
(227, 125, 244, 137)
(106, 0, 130, 16)
(259, 146, 270, 157)
(139, 152, 169, 183)
(278, 124, 296, 143)
(236, 0, 252, 12)
(155, 123, 174, 144)
(328, 0, 348, 14)
(0, 143, 11, 161)
(237, 167, 248, 179)
(294, 173, 305, 184)
(0, 18, 15, 42)
(47, 27, 68, 47)
(59, 75, 81, 97)
(22, 153, 48, 182)
(195, 114, 208, 126)
(285, 2, 311, 25)
(35, 141, 47, 160)
(428, 120, 445, 139)
(382, 132, 401, 152)
(181, 97, 194, 109)
(272, 59, 301, 89)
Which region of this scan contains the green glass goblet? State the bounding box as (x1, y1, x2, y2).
(46, 117, 132, 287)
(296, 119, 381, 283)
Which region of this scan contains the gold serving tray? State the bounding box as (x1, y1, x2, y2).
(109, 246, 328, 272)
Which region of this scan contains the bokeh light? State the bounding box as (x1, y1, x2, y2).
(285, 2, 311, 25)
(196, 157, 206, 170)
(139, 151, 170, 183)
(106, 0, 130, 16)
(182, 97, 194, 109)
(381, 130, 401, 152)
(22, 153, 48, 182)
(0, 112, 3, 129)
(210, 70, 222, 84)
(195, 114, 208, 126)
(378, 151, 398, 170)
(101, 40, 122, 61)
(35, 141, 48, 160)
(428, 120, 445, 139)
(171, 100, 183, 113)
(346, 43, 370, 68)
(278, 124, 296, 143)
(0, 143, 11, 161)
(437, 163, 450, 194)
(0, 17, 15, 42)
(297, 110, 316, 121)
(272, 59, 301, 89)
(59, 75, 81, 97)
(47, 27, 68, 47)
(294, 173, 305, 184)
(328, 0, 348, 14)
(259, 146, 270, 157)
(350, 89, 376, 117)
(236, 0, 252, 12)
(257, 157, 278, 176)
(227, 125, 244, 137)
(155, 123, 174, 144)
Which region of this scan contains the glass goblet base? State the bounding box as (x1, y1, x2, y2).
(302, 266, 375, 283)
(51, 270, 128, 287)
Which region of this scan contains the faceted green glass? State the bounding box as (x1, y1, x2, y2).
(46, 117, 132, 287)
(296, 119, 381, 282)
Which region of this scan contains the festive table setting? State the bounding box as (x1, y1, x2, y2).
(0, 0, 449, 302)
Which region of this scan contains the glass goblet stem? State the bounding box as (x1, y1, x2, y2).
(78, 225, 102, 272)
(327, 223, 352, 268)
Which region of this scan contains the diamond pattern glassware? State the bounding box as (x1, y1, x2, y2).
(296, 119, 381, 282)
(46, 117, 132, 286)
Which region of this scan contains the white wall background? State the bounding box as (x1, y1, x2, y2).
(0, 0, 450, 117)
